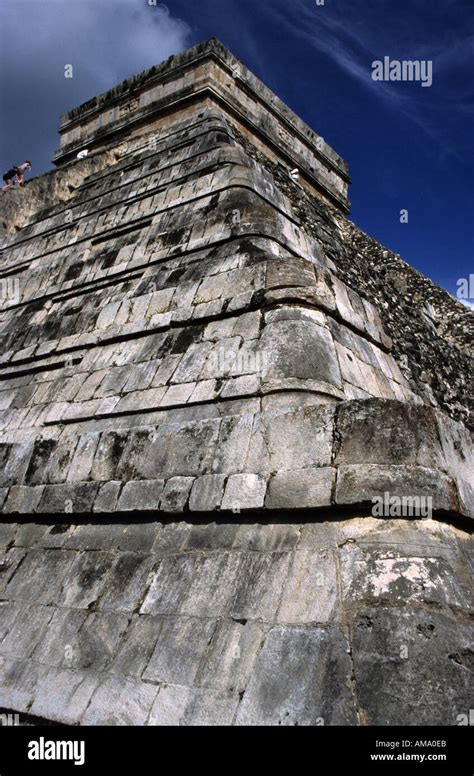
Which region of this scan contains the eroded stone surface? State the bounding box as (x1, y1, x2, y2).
(0, 517, 470, 726)
(0, 38, 471, 728)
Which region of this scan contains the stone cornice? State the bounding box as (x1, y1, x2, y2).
(54, 38, 350, 212)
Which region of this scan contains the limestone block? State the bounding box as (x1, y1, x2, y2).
(69, 611, 130, 671)
(37, 482, 99, 513)
(260, 318, 342, 389)
(54, 551, 114, 609)
(226, 290, 253, 312)
(0, 488, 9, 511)
(188, 474, 226, 511)
(170, 341, 213, 383)
(143, 615, 216, 685)
(0, 659, 51, 715)
(332, 276, 366, 333)
(436, 412, 474, 517)
(0, 603, 54, 659)
(195, 619, 264, 692)
(228, 552, 292, 621)
(90, 431, 129, 481)
(152, 522, 191, 556)
(266, 256, 316, 289)
(264, 305, 326, 328)
(93, 481, 122, 513)
(335, 464, 458, 512)
(96, 300, 121, 329)
(160, 382, 196, 406)
(0, 600, 21, 641)
(62, 523, 120, 551)
(95, 365, 132, 397)
(203, 317, 236, 341)
(266, 467, 335, 509)
(113, 523, 159, 553)
(236, 626, 356, 725)
(32, 608, 88, 667)
(211, 414, 253, 474)
(40, 524, 74, 549)
(4, 485, 45, 514)
(231, 310, 261, 340)
(340, 543, 471, 610)
(160, 476, 194, 512)
(122, 361, 158, 393)
(98, 553, 157, 612)
(141, 552, 241, 618)
(220, 374, 260, 398)
(183, 522, 239, 551)
(277, 549, 338, 624)
(334, 399, 445, 467)
(74, 369, 108, 402)
(193, 299, 224, 319)
(117, 480, 164, 512)
(0, 547, 26, 593)
(66, 432, 100, 482)
(0, 522, 19, 547)
(0, 441, 33, 488)
(221, 473, 267, 510)
(232, 523, 301, 552)
(160, 418, 220, 477)
(247, 404, 335, 473)
(150, 354, 182, 386)
(110, 615, 164, 679)
(81, 676, 158, 725)
(351, 608, 473, 725)
(188, 379, 218, 403)
(148, 684, 239, 726)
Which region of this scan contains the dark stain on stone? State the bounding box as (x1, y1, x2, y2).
(172, 325, 202, 354)
(357, 615, 373, 630)
(417, 623, 436, 638)
(448, 650, 474, 671)
(25, 439, 57, 485)
(49, 524, 70, 535)
(64, 262, 83, 281)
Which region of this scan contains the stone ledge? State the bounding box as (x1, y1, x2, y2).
(0, 517, 471, 725)
(0, 398, 471, 517)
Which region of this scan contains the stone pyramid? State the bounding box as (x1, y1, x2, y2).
(0, 39, 471, 726)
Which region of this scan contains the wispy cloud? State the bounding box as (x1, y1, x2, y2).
(269, 0, 473, 151)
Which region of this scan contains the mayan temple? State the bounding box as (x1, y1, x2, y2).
(0, 39, 472, 727)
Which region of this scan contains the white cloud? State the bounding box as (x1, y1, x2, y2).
(1, 0, 191, 94)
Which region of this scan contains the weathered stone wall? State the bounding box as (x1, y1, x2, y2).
(0, 151, 117, 240)
(53, 39, 350, 212)
(0, 110, 471, 519)
(0, 516, 472, 725)
(0, 40, 471, 726)
(234, 129, 474, 429)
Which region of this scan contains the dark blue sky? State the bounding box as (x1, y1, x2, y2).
(1, 0, 473, 303)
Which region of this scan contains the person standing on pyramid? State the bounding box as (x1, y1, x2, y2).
(2, 160, 32, 190)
